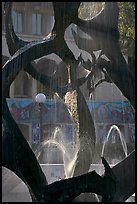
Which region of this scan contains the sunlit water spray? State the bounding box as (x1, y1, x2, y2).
(101, 125, 128, 165)
(35, 126, 79, 180)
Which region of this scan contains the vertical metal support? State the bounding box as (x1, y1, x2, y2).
(39, 103, 43, 163)
(35, 93, 46, 163)
(39, 103, 43, 143)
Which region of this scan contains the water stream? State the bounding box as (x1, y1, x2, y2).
(35, 126, 79, 179)
(101, 124, 128, 164)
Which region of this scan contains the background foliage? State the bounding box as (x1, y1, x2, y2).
(79, 2, 135, 59)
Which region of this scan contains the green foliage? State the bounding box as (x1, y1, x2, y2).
(78, 2, 105, 20)
(79, 2, 135, 59)
(118, 2, 135, 59)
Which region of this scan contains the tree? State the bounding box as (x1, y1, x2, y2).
(2, 2, 135, 202)
(118, 2, 135, 58)
(79, 2, 135, 59)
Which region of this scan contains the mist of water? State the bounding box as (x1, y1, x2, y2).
(101, 124, 128, 165)
(35, 126, 79, 178)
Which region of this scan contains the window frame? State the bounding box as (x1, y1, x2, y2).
(32, 12, 42, 35)
(12, 10, 23, 33)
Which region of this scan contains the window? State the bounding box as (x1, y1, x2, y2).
(50, 15, 55, 29)
(12, 11, 23, 33)
(13, 71, 32, 98)
(32, 13, 42, 35)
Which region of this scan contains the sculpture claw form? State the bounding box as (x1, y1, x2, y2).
(101, 157, 117, 202)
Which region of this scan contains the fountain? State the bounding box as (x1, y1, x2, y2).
(2, 2, 135, 202)
(100, 125, 135, 202)
(34, 126, 79, 183)
(88, 124, 129, 202)
(101, 124, 128, 165)
(33, 121, 131, 201)
(88, 124, 128, 176)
